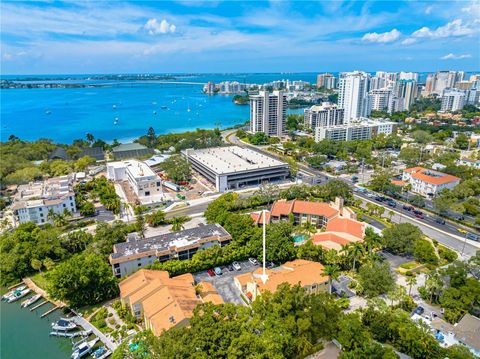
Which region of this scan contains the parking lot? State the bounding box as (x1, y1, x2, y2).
(194, 260, 261, 306)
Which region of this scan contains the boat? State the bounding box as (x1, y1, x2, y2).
(113, 117, 119, 125)
(6, 288, 31, 303)
(160, 105, 168, 109)
(21, 294, 42, 308)
(2, 285, 26, 300)
(50, 329, 92, 338)
(91, 346, 107, 359)
(52, 318, 77, 331)
(112, 104, 116, 109)
(153, 110, 157, 115)
(45, 110, 51, 115)
(71, 338, 98, 359)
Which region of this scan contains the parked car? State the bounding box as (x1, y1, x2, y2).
(414, 212, 424, 219)
(267, 261, 276, 268)
(435, 217, 446, 225)
(366, 192, 374, 198)
(466, 232, 479, 241)
(232, 262, 241, 271)
(403, 204, 413, 211)
(413, 306, 425, 315)
(207, 269, 216, 277)
(248, 257, 259, 265)
(227, 264, 234, 271)
(374, 196, 384, 202)
(214, 267, 223, 276)
(386, 199, 396, 207)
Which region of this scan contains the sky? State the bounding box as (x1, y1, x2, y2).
(1, 0, 479, 74)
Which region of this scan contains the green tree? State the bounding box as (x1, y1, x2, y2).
(47, 252, 119, 308)
(382, 223, 422, 255)
(358, 261, 395, 297)
(413, 240, 438, 265)
(406, 275, 417, 296)
(324, 264, 341, 294)
(31, 258, 43, 272)
(145, 210, 166, 227)
(169, 216, 190, 232)
(161, 155, 191, 183)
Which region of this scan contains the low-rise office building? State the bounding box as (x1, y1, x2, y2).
(107, 160, 162, 201)
(402, 167, 461, 197)
(183, 146, 289, 192)
(314, 118, 396, 142)
(234, 259, 330, 302)
(12, 175, 77, 225)
(119, 269, 222, 336)
(109, 224, 231, 277)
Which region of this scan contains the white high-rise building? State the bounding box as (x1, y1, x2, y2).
(316, 73, 337, 89)
(395, 80, 418, 111)
(441, 88, 466, 112)
(367, 89, 394, 114)
(303, 103, 344, 130)
(338, 71, 370, 122)
(426, 71, 462, 95)
(466, 89, 479, 105)
(249, 90, 287, 137)
(399, 72, 418, 82)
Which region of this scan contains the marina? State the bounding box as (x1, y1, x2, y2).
(0, 283, 114, 359)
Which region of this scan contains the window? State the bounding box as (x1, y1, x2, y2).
(40, 213, 43, 217)
(39, 208, 43, 211)
(138, 263, 142, 267)
(145, 191, 150, 196)
(63, 204, 66, 207)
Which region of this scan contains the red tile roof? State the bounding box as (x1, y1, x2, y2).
(404, 167, 460, 185)
(326, 217, 365, 239)
(250, 211, 271, 225)
(270, 199, 339, 218)
(311, 233, 352, 247)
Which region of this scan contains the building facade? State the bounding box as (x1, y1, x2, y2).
(249, 90, 287, 137)
(303, 103, 344, 130)
(183, 146, 289, 192)
(110, 224, 231, 277)
(12, 175, 77, 225)
(441, 88, 466, 112)
(314, 118, 396, 142)
(338, 71, 370, 121)
(316, 73, 337, 89)
(402, 167, 461, 197)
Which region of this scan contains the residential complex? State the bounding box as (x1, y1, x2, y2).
(314, 118, 396, 142)
(425, 71, 464, 96)
(457, 158, 480, 169)
(107, 160, 163, 202)
(312, 217, 366, 251)
(119, 269, 223, 336)
(249, 90, 287, 136)
(338, 71, 370, 121)
(316, 73, 337, 89)
(401, 167, 461, 197)
(441, 88, 466, 112)
(183, 146, 289, 192)
(303, 103, 344, 130)
(234, 259, 330, 302)
(12, 175, 77, 225)
(109, 224, 231, 277)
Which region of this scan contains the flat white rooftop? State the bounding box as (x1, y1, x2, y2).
(109, 160, 156, 179)
(186, 146, 287, 175)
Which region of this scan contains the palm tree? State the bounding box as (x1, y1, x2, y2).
(348, 242, 365, 271)
(86, 133, 95, 144)
(406, 275, 417, 296)
(301, 222, 317, 236)
(324, 264, 341, 294)
(364, 227, 383, 255)
(170, 216, 190, 232)
(388, 210, 395, 222)
(47, 208, 56, 223)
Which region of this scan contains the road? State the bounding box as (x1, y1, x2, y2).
(222, 129, 480, 258)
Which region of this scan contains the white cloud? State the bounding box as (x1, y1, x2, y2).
(441, 53, 472, 60)
(361, 28, 400, 43)
(144, 18, 176, 35)
(425, 5, 433, 14)
(411, 19, 478, 39)
(401, 38, 417, 45)
(2, 53, 12, 60)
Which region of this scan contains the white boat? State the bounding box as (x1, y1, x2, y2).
(21, 294, 42, 308)
(113, 117, 119, 125)
(2, 285, 26, 300)
(6, 288, 31, 303)
(52, 318, 77, 331)
(71, 338, 98, 359)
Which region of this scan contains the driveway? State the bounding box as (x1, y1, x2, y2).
(194, 260, 261, 306)
(379, 250, 413, 269)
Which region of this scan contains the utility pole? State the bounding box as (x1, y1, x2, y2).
(361, 158, 365, 185)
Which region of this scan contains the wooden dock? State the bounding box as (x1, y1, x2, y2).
(7, 282, 24, 290)
(41, 305, 62, 318)
(30, 300, 48, 311)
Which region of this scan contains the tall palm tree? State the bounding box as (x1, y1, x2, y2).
(406, 275, 417, 296)
(324, 264, 341, 294)
(348, 242, 365, 271)
(170, 216, 190, 232)
(47, 208, 56, 223)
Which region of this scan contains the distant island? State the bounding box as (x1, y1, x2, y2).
(232, 94, 249, 105)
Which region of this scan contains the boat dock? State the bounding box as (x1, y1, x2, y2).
(71, 316, 118, 352)
(41, 305, 63, 318)
(96, 350, 112, 359)
(50, 329, 92, 338)
(30, 300, 48, 311)
(7, 282, 24, 290)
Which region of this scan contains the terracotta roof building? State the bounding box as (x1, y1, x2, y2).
(119, 269, 223, 336)
(234, 259, 330, 302)
(254, 197, 355, 229)
(402, 167, 460, 197)
(311, 217, 365, 251)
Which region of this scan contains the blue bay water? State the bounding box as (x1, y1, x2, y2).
(1, 73, 317, 143)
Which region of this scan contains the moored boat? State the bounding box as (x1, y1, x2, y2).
(71, 338, 98, 359)
(21, 294, 42, 308)
(6, 288, 31, 303)
(52, 318, 77, 331)
(2, 285, 26, 300)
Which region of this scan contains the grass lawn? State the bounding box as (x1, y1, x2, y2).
(30, 272, 51, 290)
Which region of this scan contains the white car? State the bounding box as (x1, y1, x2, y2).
(248, 257, 259, 265)
(232, 262, 241, 271)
